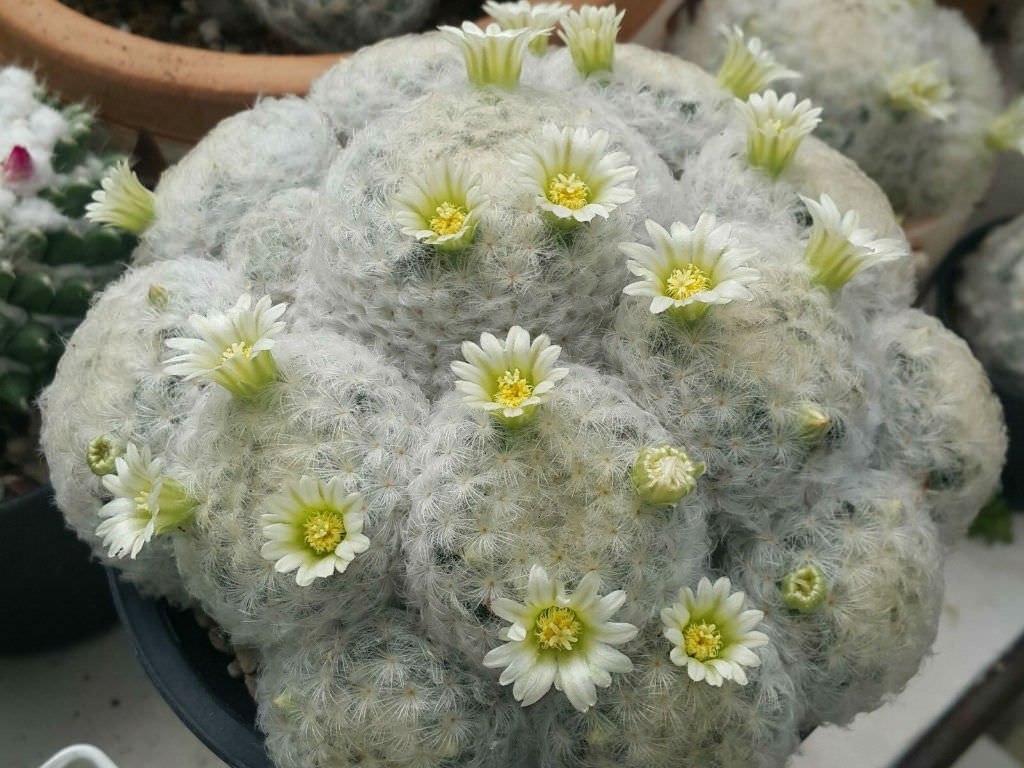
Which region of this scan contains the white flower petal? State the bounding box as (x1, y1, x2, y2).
(484, 564, 636, 710)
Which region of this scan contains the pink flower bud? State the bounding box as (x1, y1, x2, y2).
(3, 146, 33, 184)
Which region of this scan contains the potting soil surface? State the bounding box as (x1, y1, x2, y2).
(60, 0, 300, 53)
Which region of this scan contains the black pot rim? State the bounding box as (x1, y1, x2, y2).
(107, 570, 272, 768)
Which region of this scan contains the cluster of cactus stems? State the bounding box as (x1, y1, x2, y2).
(41, 5, 1006, 767)
(670, 0, 1024, 257)
(0, 68, 132, 484)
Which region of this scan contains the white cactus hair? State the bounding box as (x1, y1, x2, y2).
(39, 258, 249, 603)
(171, 330, 429, 646)
(40, 10, 1005, 768)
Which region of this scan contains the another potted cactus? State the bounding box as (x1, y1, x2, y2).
(0, 0, 663, 154)
(0, 65, 132, 652)
(939, 216, 1024, 507)
(668, 0, 1024, 270)
(42, 4, 1006, 765)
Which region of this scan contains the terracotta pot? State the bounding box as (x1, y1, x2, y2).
(0, 0, 665, 161)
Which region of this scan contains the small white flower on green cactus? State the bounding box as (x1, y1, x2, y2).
(716, 26, 799, 100)
(986, 96, 1024, 154)
(661, 577, 769, 686)
(801, 194, 906, 291)
(260, 476, 370, 587)
(483, 564, 638, 713)
(483, 1, 569, 54)
(632, 445, 705, 505)
(621, 215, 760, 322)
(885, 61, 955, 122)
(451, 326, 569, 427)
(393, 160, 486, 251)
(85, 159, 155, 234)
(739, 90, 822, 178)
(781, 563, 827, 613)
(87, 434, 124, 476)
(558, 4, 623, 77)
(165, 294, 287, 400)
(97, 443, 195, 559)
(512, 124, 636, 225)
(439, 21, 543, 89)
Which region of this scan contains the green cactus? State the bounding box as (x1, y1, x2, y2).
(0, 67, 132, 485)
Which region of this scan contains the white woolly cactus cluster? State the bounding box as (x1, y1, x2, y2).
(40, 5, 1006, 768)
(955, 215, 1024, 379)
(669, 0, 1023, 260)
(237, 0, 440, 52)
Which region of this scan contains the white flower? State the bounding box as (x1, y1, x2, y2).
(621, 215, 760, 321)
(393, 160, 486, 251)
(483, 1, 569, 54)
(738, 90, 822, 178)
(661, 576, 769, 686)
(439, 21, 544, 88)
(451, 326, 569, 427)
(885, 61, 955, 122)
(716, 26, 799, 100)
(632, 445, 705, 505)
(511, 124, 636, 225)
(260, 476, 370, 587)
(85, 160, 156, 234)
(97, 443, 195, 559)
(165, 294, 287, 400)
(483, 565, 638, 712)
(986, 95, 1024, 154)
(800, 194, 906, 291)
(558, 4, 623, 77)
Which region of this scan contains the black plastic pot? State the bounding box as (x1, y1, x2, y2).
(935, 219, 1024, 506)
(0, 483, 116, 653)
(107, 570, 272, 768)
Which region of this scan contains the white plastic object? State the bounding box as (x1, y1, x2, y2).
(38, 745, 120, 768)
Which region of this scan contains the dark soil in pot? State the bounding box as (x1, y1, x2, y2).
(60, 0, 299, 53)
(61, 0, 489, 53)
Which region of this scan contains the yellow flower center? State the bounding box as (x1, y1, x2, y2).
(303, 509, 347, 554)
(666, 264, 712, 300)
(534, 606, 582, 651)
(133, 490, 153, 519)
(683, 621, 723, 661)
(494, 368, 533, 409)
(546, 172, 591, 210)
(221, 341, 253, 364)
(429, 201, 467, 237)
